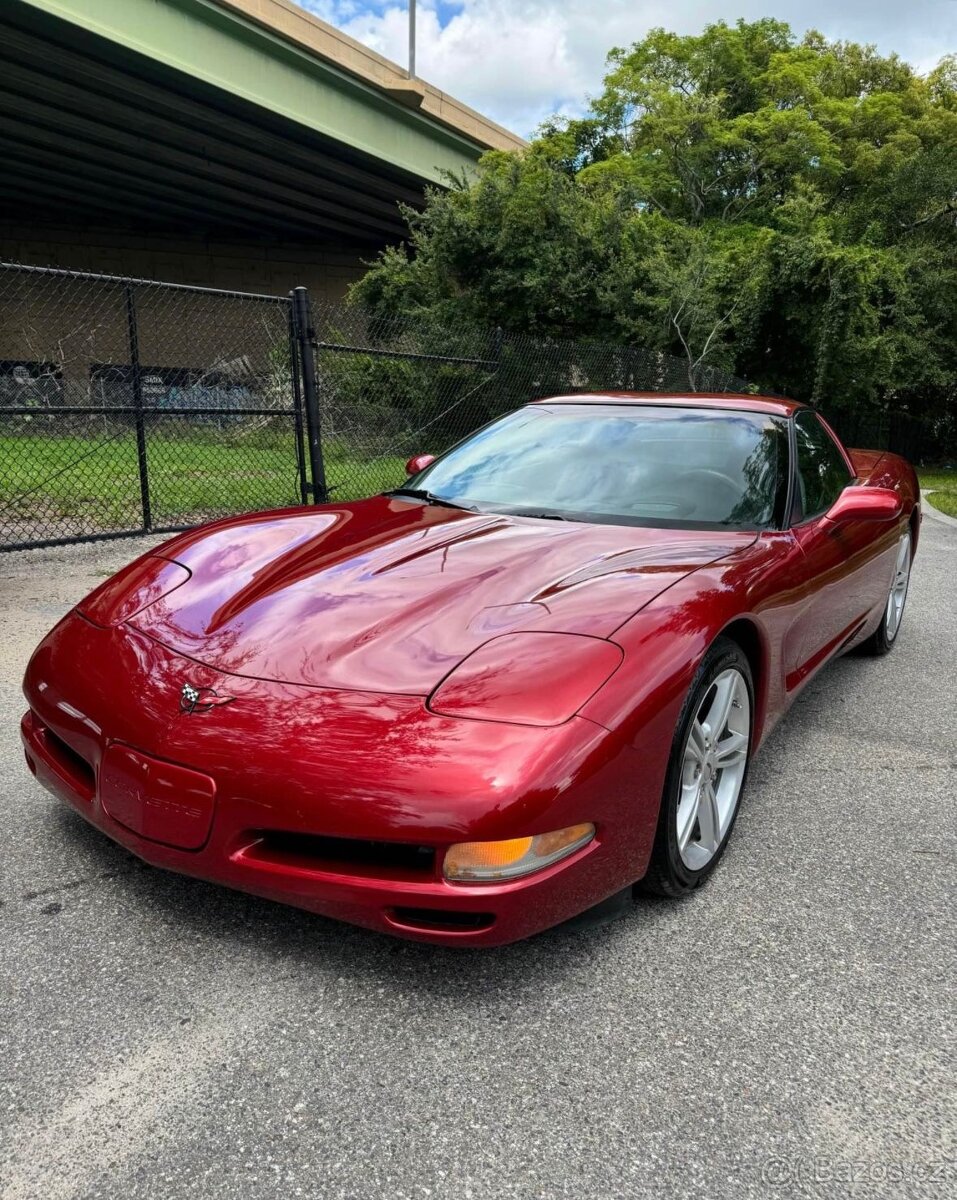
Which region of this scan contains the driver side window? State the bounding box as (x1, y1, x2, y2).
(793, 411, 853, 521)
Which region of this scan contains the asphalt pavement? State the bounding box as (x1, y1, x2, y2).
(1, 512, 954, 1200)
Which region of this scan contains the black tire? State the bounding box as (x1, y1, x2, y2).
(640, 636, 754, 898)
(859, 529, 912, 657)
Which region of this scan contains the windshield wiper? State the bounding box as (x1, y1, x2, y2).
(513, 509, 570, 521)
(387, 488, 478, 512)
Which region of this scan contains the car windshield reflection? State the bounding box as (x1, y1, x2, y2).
(406, 403, 790, 531)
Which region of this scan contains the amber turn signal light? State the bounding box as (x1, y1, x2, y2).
(443, 823, 596, 883)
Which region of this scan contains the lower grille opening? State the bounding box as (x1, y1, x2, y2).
(243, 831, 436, 879)
(41, 725, 95, 799)
(391, 907, 495, 932)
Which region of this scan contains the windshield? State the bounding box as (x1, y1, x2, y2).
(405, 403, 789, 530)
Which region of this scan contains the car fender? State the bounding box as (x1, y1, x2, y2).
(580, 545, 787, 759)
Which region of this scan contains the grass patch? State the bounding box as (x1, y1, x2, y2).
(918, 469, 957, 518)
(0, 433, 407, 527)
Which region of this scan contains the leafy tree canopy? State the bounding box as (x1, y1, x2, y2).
(352, 19, 956, 441)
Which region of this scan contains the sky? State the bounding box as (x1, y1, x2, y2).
(297, 1, 957, 136)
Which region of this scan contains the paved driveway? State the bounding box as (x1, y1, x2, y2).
(1, 514, 954, 1200)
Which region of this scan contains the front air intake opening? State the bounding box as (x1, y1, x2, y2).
(390, 907, 495, 933)
(40, 724, 95, 800)
(241, 830, 436, 879)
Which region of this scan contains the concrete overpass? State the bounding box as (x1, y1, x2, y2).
(0, 0, 524, 296)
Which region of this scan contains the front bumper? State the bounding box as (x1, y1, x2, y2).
(21, 614, 658, 946)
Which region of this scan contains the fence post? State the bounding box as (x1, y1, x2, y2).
(291, 286, 328, 503)
(493, 325, 504, 367)
(287, 299, 309, 505)
(124, 283, 152, 531)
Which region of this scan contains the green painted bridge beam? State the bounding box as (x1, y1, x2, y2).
(16, 0, 486, 185)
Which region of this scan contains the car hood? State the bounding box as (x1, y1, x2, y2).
(130, 496, 755, 694)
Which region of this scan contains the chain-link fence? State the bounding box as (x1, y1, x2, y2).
(1, 262, 304, 550)
(0, 262, 753, 550)
(1, 260, 947, 551)
(307, 302, 954, 491)
(305, 297, 751, 502)
(826, 405, 955, 468)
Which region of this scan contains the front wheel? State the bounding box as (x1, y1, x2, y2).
(860, 529, 912, 656)
(641, 637, 753, 897)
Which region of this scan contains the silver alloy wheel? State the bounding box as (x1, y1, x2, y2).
(677, 668, 750, 870)
(884, 531, 911, 642)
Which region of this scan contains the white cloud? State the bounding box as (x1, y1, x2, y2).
(298, 1, 957, 137)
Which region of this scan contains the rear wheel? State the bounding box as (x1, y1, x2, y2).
(860, 529, 912, 656)
(641, 637, 753, 897)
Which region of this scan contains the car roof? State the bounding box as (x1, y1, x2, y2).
(530, 391, 806, 418)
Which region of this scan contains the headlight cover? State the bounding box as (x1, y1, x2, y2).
(428, 631, 623, 726)
(444, 824, 596, 882)
(78, 555, 190, 628)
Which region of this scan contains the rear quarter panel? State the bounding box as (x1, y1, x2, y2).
(848, 448, 921, 552)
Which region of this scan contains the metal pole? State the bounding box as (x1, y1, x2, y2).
(409, 0, 416, 78)
(124, 283, 152, 531)
(291, 286, 328, 504)
(287, 299, 309, 505)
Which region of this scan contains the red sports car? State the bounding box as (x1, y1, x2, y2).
(21, 393, 919, 945)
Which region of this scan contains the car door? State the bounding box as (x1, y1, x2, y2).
(787, 410, 890, 681)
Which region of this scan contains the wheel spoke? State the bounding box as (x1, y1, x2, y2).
(696, 782, 720, 851)
(715, 729, 748, 768)
(686, 719, 707, 765)
(707, 673, 736, 738)
(676, 790, 700, 851)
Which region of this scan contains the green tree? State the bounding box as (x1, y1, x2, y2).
(351, 21, 957, 448)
